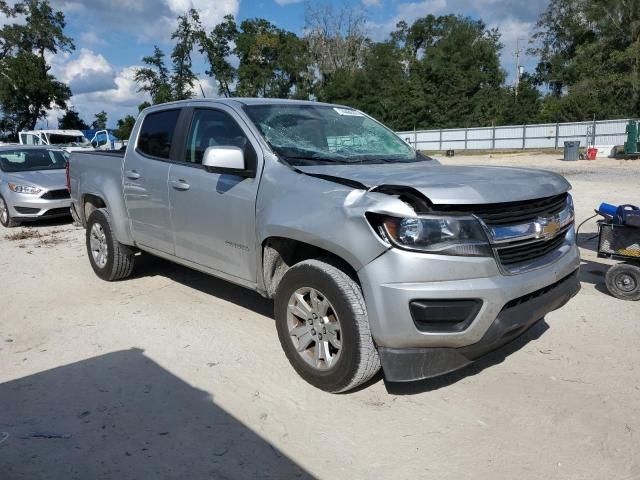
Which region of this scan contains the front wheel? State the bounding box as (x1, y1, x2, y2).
(0, 195, 20, 228)
(605, 262, 640, 301)
(86, 208, 134, 281)
(274, 258, 380, 393)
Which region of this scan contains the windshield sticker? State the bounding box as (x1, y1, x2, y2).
(333, 108, 364, 117)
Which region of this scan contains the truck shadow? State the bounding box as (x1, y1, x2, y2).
(384, 320, 549, 395)
(128, 255, 580, 395)
(579, 258, 608, 285)
(0, 348, 312, 479)
(576, 231, 599, 253)
(132, 253, 274, 318)
(579, 258, 620, 297)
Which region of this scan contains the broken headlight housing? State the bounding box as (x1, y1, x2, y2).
(369, 214, 492, 257)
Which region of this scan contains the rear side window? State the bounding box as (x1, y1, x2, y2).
(137, 109, 180, 159)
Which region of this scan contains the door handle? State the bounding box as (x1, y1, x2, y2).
(125, 169, 140, 180)
(170, 179, 190, 191)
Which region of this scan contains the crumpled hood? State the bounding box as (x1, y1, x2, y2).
(3, 169, 67, 191)
(297, 162, 571, 205)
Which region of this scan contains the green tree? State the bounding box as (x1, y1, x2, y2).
(91, 110, 107, 129)
(318, 41, 416, 130)
(58, 107, 88, 129)
(500, 73, 543, 125)
(134, 46, 174, 104)
(198, 16, 312, 99)
(320, 15, 506, 130)
(171, 8, 200, 100)
(113, 114, 136, 140)
(532, 0, 640, 120)
(0, 0, 73, 138)
(198, 14, 237, 97)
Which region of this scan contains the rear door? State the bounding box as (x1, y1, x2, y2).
(124, 108, 183, 254)
(168, 106, 261, 282)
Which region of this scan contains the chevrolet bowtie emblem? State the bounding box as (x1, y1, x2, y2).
(535, 216, 561, 239)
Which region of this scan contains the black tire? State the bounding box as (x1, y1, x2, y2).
(0, 195, 20, 228)
(86, 208, 134, 281)
(605, 262, 640, 301)
(274, 258, 380, 393)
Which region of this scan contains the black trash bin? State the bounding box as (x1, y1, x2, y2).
(563, 141, 580, 161)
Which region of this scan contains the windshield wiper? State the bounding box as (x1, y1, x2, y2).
(283, 155, 349, 164)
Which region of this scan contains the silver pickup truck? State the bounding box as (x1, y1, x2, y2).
(69, 99, 580, 392)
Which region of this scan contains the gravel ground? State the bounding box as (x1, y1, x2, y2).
(0, 153, 639, 479)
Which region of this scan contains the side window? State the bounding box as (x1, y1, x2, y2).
(137, 109, 180, 159)
(185, 109, 253, 165)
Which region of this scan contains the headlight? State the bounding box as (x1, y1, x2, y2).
(370, 214, 492, 257)
(566, 193, 574, 211)
(8, 183, 42, 195)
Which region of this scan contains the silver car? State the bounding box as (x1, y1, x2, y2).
(0, 145, 71, 228)
(69, 99, 581, 392)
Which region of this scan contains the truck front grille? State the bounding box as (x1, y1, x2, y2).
(435, 193, 572, 272)
(496, 228, 570, 267)
(440, 193, 568, 227)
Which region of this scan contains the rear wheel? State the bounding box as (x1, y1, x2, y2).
(605, 262, 640, 301)
(274, 258, 380, 393)
(0, 195, 20, 228)
(86, 208, 134, 281)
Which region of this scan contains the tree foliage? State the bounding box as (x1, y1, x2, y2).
(58, 107, 88, 129)
(532, 0, 640, 120)
(134, 46, 175, 105)
(171, 9, 201, 100)
(197, 14, 237, 97)
(113, 114, 136, 140)
(0, 0, 73, 138)
(91, 110, 107, 129)
(316, 14, 507, 130)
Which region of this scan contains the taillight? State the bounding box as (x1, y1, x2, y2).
(66, 160, 71, 192)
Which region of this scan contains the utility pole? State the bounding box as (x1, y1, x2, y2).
(514, 38, 524, 97)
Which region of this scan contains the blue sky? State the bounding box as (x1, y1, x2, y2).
(39, 0, 548, 128)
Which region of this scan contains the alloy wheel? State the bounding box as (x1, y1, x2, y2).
(89, 223, 108, 268)
(286, 287, 342, 371)
(0, 197, 7, 225)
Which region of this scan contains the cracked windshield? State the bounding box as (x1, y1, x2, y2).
(244, 104, 425, 166)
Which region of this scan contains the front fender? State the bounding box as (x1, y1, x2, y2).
(256, 161, 414, 272)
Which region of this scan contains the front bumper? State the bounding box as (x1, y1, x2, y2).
(379, 269, 580, 381)
(7, 191, 71, 221)
(358, 236, 581, 381)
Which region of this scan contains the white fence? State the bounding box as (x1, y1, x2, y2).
(396, 119, 630, 151)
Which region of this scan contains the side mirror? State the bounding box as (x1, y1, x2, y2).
(202, 146, 245, 172)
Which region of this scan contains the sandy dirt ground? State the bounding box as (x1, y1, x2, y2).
(1, 153, 639, 479)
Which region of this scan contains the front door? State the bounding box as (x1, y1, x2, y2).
(123, 108, 182, 254)
(168, 107, 261, 283)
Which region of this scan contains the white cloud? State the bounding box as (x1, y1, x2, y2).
(51, 0, 239, 42)
(48, 48, 117, 95)
(41, 50, 147, 129)
(51, 65, 147, 129)
(43, 53, 220, 129)
(166, 0, 240, 30)
(79, 31, 108, 47)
